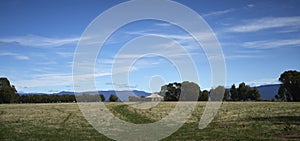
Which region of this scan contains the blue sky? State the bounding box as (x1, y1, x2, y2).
(0, 0, 300, 93)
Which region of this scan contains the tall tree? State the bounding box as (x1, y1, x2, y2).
(198, 90, 209, 101)
(109, 94, 118, 102)
(99, 94, 105, 102)
(275, 85, 288, 101)
(162, 81, 200, 101)
(230, 84, 238, 101)
(276, 70, 300, 101)
(0, 78, 19, 103)
(162, 82, 181, 101)
(250, 87, 261, 101)
(223, 89, 230, 101)
(237, 82, 252, 101)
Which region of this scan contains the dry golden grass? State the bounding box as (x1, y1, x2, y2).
(0, 102, 300, 140)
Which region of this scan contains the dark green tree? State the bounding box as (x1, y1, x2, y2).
(276, 70, 300, 101)
(99, 94, 105, 102)
(230, 84, 238, 101)
(237, 82, 252, 101)
(19, 94, 76, 103)
(162, 81, 200, 101)
(161, 82, 181, 101)
(223, 89, 230, 101)
(250, 87, 261, 101)
(275, 86, 288, 101)
(109, 94, 118, 102)
(0, 78, 19, 103)
(198, 90, 209, 101)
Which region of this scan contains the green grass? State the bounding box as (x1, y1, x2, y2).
(0, 102, 300, 140)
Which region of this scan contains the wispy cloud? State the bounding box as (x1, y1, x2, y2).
(125, 31, 217, 51)
(127, 31, 194, 41)
(247, 4, 255, 8)
(105, 82, 137, 89)
(56, 52, 75, 58)
(228, 16, 300, 32)
(102, 55, 164, 73)
(242, 39, 300, 49)
(225, 54, 261, 60)
(34, 61, 57, 65)
(155, 23, 172, 27)
(0, 34, 79, 47)
(203, 8, 235, 17)
(16, 72, 111, 88)
(246, 78, 280, 87)
(96, 35, 202, 74)
(15, 73, 73, 88)
(0, 52, 29, 60)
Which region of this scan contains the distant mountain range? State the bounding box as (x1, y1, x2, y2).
(256, 84, 280, 100)
(20, 90, 150, 101)
(19, 84, 281, 101)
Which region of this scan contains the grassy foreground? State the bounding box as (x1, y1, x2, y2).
(0, 102, 299, 140)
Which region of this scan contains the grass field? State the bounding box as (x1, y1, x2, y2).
(0, 102, 300, 140)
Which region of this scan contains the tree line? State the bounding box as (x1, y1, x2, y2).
(0, 77, 120, 103)
(1, 92, 120, 104)
(0, 70, 299, 103)
(160, 81, 261, 101)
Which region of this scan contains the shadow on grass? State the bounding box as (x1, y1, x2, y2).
(252, 116, 300, 125)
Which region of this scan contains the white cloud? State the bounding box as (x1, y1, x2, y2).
(127, 31, 193, 41)
(15, 72, 111, 88)
(125, 31, 217, 51)
(0, 34, 79, 47)
(228, 16, 300, 32)
(35, 61, 57, 65)
(245, 78, 280, 87)
(100, 56, 163, 74)
(107, 30, 221, 74)
(225, 54, 260, 60)
(242, 39, 300, 49)
(0, 52, 29, 60)
(56, 52, 75, 58)
(203, 9, 235, 17)
(247, 4, 255, 8)
(96, 38, 201, 74)
(228, 78, 280, 88)
(105, 82, 137, 89)
(15, 73, 72, 88)
(155, 23, 172, 27)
